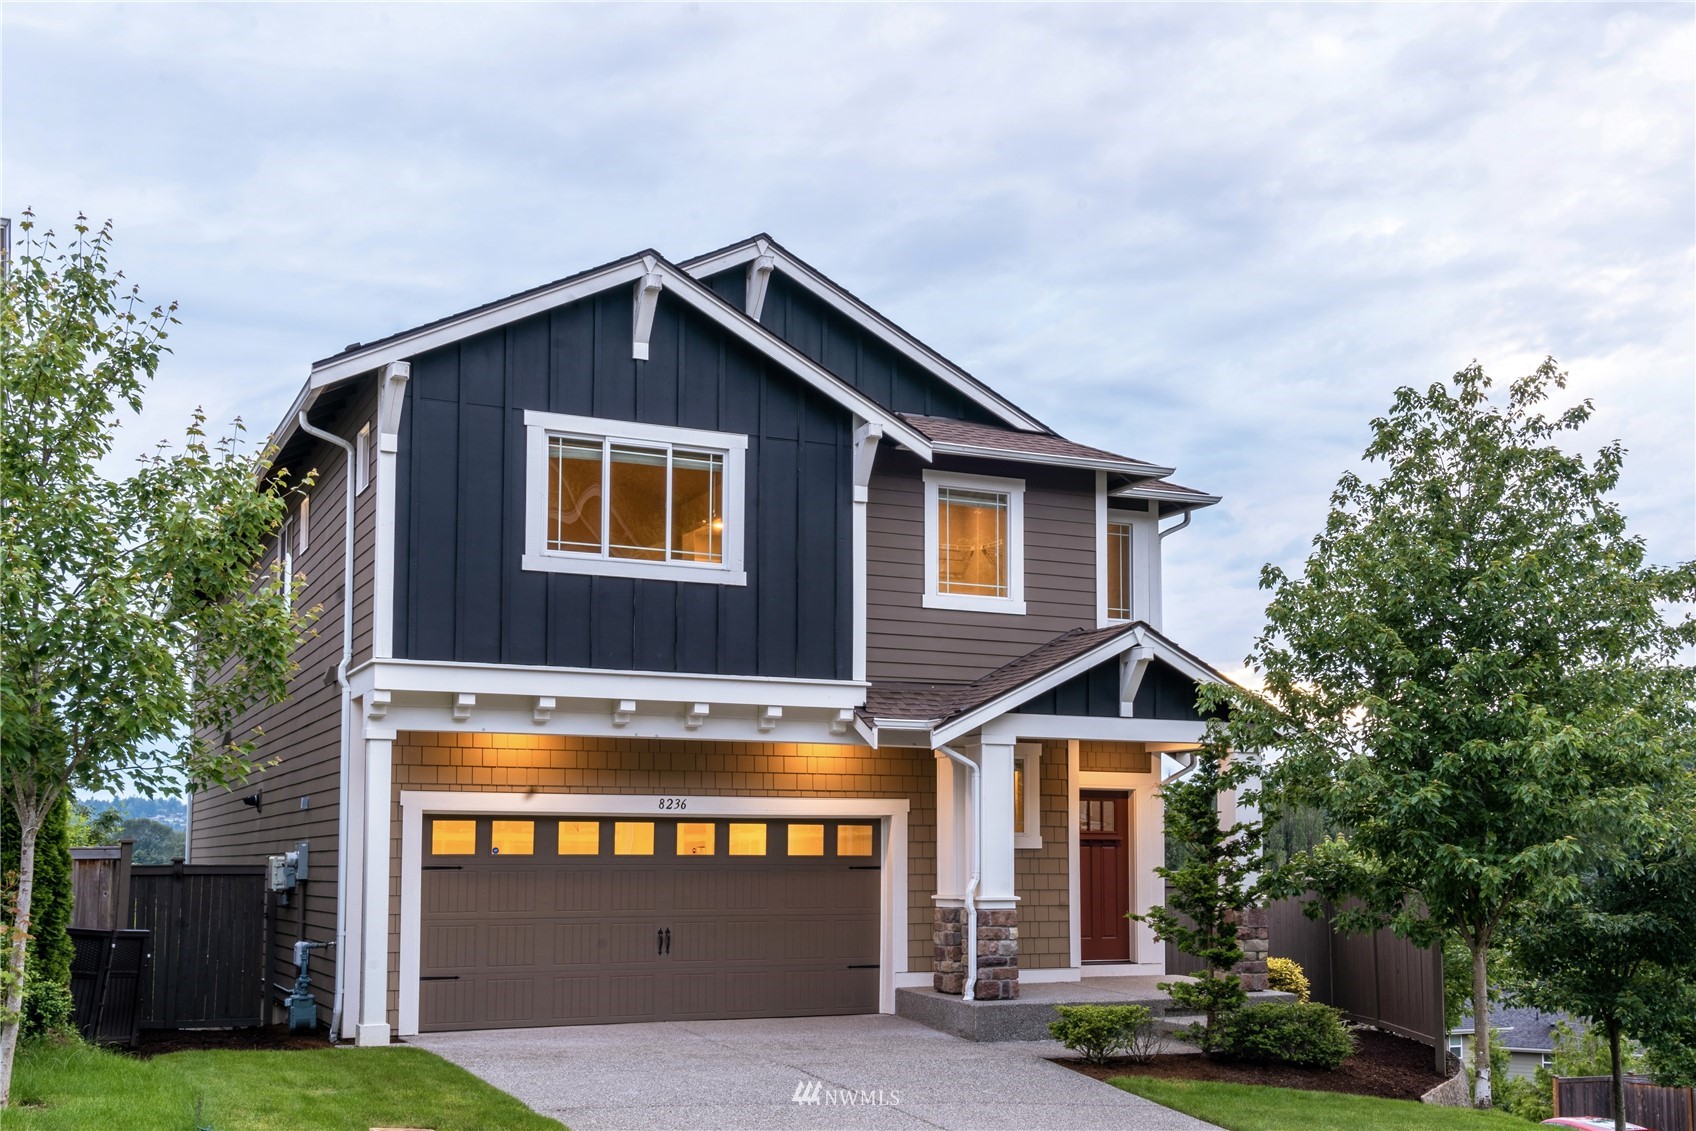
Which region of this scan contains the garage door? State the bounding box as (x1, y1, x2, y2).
(419, 814, 881, 1031)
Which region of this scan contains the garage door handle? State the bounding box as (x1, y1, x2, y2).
(657, 929, 663, 955)
(420, 975, 460, 981)
(663, 928, 672, 955)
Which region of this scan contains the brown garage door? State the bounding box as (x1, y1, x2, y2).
(419, 814, 881, 1031)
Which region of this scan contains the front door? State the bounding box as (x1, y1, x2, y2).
(1079, 790, 1131, 963)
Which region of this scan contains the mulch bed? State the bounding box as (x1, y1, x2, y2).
(1057, 1027, 1460, 1101)
(132, 1024, 330, 1058)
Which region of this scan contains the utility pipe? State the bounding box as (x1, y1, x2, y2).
(1160, 749, 1201, 785)
(936, 744, 981, 1002)
(295, 411, 355, 1044)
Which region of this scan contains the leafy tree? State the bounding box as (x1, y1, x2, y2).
(119, 817, 184, 865)
(1, 798, 72, 1028)
(0, 212, 309, 1102)
(1506, 835, 1696, 1129)
(66, 801, 124, 848)
(1202, 361, 1696, 1107)
(1134, 739, 1269, 1052)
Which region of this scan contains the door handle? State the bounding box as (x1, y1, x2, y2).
(663, 928, 671, 955)
(657, 929, 664, 955)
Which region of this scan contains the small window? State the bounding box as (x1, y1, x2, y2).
(1014, 743, 1043, 849)
(922, 471, 1025, 613)
(837, 825, 873, 857)
(1107, 521, 1133, 621)
(431, 819, 477, 856)
(786, 824, 824, 856)
(614, 821, 655, 856)
(728, 823, 767, 856)
(490, 820, 533, 856)
(1014, 762, 1026, 835)
(355, 425, 371, 495)
(296, 495, 310, 556)
(557, 820, 599, 855)
(523, 411, 746, 585)
(675, 823, 716, 856)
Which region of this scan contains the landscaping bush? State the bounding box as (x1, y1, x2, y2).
(1496, 1071, 1553, 1123)
(1218, 1001, 1355, 1069)
(20, 977, 76, 1041)
(1048, 1003, 1158, 1065)
(1266, 956, 1310, 1002)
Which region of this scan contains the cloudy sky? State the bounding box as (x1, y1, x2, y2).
(5, 3, 1691, 675)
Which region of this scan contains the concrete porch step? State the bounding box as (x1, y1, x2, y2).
(895, 976, 1294, 1043)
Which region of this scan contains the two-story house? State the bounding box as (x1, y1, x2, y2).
(189, 236, 1228, 1046)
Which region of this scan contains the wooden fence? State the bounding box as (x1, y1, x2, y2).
(1554, 1075, 1696, 1131)
(130, 862, 268, 1028)
(70, 842, 134, 930)
(68, 927, 150, 1047)
(1165, 886, 1446, 1072)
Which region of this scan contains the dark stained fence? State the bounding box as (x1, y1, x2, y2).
(1554, 1076, 1696, 1131)
(129, 862, 267, 1028)
(70, 841, 134, 930)
(68, 928, 150, 1047)
(1163, 885, 1446, 1072)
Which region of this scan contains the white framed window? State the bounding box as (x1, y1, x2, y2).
(279, 512, 297, 614)
(355, 424, 371, 495)
(295, 495, 310, 557)
(1014, 742, 1042, 849)
(1107, 519, 1133, 621)
(922, 469, 1025, 614)
(521, 409, 747, 585)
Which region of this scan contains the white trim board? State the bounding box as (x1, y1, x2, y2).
(396, 790, 910, 1035)
(681, 238, 1046, 433)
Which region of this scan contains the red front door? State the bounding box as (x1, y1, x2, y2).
(1080, 790, 1131, 963)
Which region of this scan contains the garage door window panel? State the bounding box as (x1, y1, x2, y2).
(490, 820, 534, 856)
(431, 819, 478, 856)
(557, 820, 600, 855)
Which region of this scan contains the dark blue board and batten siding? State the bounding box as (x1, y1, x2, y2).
(702, 268, 1002, 425)
(392, 287, 852, 680)
(1015, 658, 1210, 721)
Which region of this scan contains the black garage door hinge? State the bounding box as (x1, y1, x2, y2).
(846, 964, 880, 969)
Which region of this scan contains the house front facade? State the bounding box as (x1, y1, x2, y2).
(189, 236, 1228, 1046)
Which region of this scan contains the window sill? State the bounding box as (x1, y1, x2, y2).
(1015, 834, 1044, 851)
(521, 553, 747, 586)
(922, 592, 1027, 615)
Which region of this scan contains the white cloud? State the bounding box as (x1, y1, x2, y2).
(4, 3, 1689, 667)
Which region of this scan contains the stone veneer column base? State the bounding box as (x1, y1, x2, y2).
(933, 906, 1020, 1000)
(1233, 906, 1270, 991)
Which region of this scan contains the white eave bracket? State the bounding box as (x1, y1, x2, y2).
(452, 693, 476, 722)
(853, 420, 884, 503)
(745, 239, 776, 321)
(377, 361, 411, 454)
(1120, 644, 1151, 716)
(632, 258, 665, 361)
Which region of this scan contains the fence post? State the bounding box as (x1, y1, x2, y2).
(114, 839, 134, 928)
(1431, 941, 1448, 1075)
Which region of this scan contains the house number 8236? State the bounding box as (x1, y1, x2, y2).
(658, 797, 687, 810)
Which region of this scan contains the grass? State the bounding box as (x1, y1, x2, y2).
(1110, 1076, 1533, 1131)
(8, 1038, 564, 1131)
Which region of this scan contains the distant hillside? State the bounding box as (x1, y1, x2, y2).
(82, 796, 188, 830)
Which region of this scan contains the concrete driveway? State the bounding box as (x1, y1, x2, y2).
(409, 1013, 1220, 1131)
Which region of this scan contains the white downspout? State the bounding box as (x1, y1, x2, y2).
(295, 411, 355, 1044)
(1161, 750, 1201, 785)
(1158, 510, 1193, 539)
(936, 744, 981, 1002)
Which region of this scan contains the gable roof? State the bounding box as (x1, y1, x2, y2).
(1112, 477, 1223, 516)
(859, 621, 1231, 747)
(681, 234, 1049, 434)
(279, 249, 933, 459)
(1454, 1006, 1575, 1052)
(901, 413, 1173, 477)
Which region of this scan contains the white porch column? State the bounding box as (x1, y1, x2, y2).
(972, 738, 1018, 905)
(356, 724, 395, 1046)
(933, 751, 968, 901)
(1131, 780, 1165, 965)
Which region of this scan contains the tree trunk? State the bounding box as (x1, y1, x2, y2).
(1609, 1018, 1625, 1131)
(1471, 941, 1492, 1109)
(0, 810, 41, 1108)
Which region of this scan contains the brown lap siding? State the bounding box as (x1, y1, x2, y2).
(384, 733, 939, 1026)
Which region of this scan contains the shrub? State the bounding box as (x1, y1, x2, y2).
(1048, 1003, 1158, 1065)
(1497, 1071, 1553, 1123)
(1266, 956, 1310, 1002)
(1218, 1001, 1355, 1070)
(21, 977, 77, 1041)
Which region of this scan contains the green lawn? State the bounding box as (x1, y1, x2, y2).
(1110, 1076, 1532, 1131)
(8, 1039, 563, 1131)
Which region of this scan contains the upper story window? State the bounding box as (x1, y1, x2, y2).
(521, 410, 747, 585)
(354, 424, 371, 495)
(1107, 519, 1133, 621)
(922, 470, 1025, 614)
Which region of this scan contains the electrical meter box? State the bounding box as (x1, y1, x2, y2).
(266, 842, 310, 891)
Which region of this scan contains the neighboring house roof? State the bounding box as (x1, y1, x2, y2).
(1453, 1006, 1576, 1052)
(899, 414, 1174, 477)
(859, 621, 1232, 747)
(681, 233, 1049, 433)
